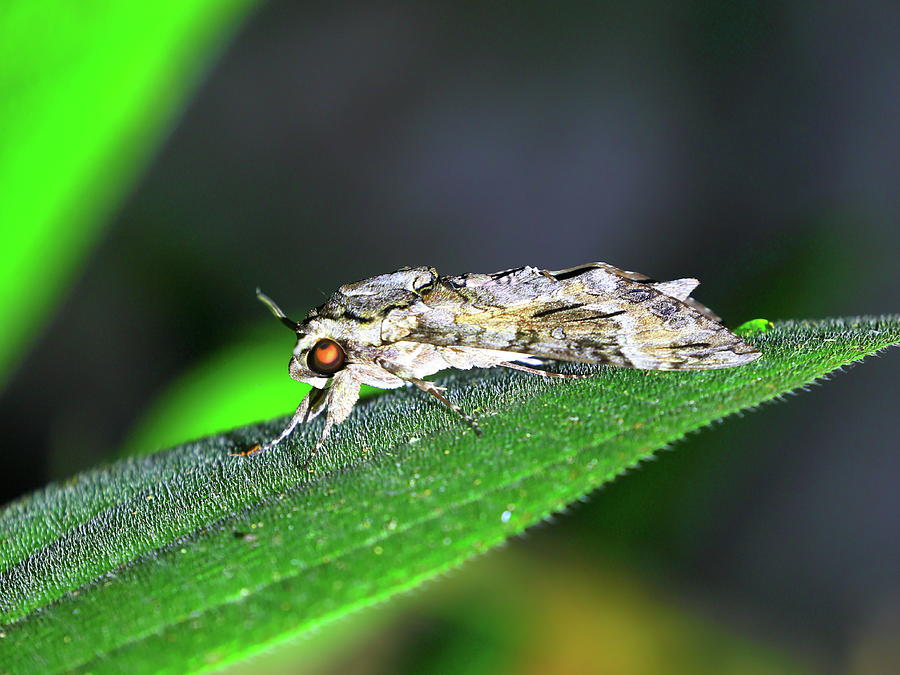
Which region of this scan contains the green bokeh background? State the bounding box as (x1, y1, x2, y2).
(1, 1, 897, 673)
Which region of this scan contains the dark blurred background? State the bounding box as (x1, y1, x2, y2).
(2, 1, 898, 673)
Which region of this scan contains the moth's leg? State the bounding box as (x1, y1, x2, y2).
(501, 361, 593, 379)
(300, 371, 361, 471)
(412, 377, 483, 436)
(377, 359, 482, 436)
(232, 386, 328, 457)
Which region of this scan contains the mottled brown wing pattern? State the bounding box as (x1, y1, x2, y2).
(588, 262, 722, 322)
(383, 263, 760, 370)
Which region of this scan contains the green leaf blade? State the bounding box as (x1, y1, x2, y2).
(0, 1, 256, 385)
(1, 317, 897, 673)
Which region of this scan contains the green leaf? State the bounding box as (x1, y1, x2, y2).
(0, 1, 256, 386)
(734, 317, 774, 336)
(1, 317, 897, 673)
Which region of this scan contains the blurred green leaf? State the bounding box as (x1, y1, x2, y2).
(1, 317, 897, 673)
(0, 1, 255, 387)
(354, 552, 812, 675)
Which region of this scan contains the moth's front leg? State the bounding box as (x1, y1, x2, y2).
(233, 385, 328, 457)
(377, 359, 482, 436)
(234, 371, 361, 471)
(307, 370, 361, 465)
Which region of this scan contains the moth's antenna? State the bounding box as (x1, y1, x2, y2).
(256, 288, 301, 331)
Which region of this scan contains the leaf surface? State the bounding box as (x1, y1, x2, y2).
(1, 317, 897, 673)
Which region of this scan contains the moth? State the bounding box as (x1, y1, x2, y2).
(236, 263, 760, 464)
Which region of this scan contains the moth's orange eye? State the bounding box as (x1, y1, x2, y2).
(308, 339, 346, 375)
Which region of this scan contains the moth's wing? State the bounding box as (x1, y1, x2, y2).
(382, 263, 760, 370)
(587, 263, 722, 322)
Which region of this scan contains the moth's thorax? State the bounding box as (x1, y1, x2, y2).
(312, 267, 438, 323)
(286, 268, 441, 387)
(349, 343, 532, 389)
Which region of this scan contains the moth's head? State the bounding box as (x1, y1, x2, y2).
(257, 289, 348, 388)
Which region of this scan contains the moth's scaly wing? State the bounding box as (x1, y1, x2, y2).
(589, 263, 722, 322)
(382, 263, 760, 370)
